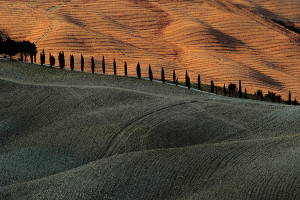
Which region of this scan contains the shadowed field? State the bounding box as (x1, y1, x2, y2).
(0, 60, 299, 199)
(0, 0, 299, 100)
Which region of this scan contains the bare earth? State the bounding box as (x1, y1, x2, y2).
(0, 60, 299, 199)
(0, 0, 299, 99)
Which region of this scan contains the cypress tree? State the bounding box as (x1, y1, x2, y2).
(40, 49, 45, 66)
(187, 75, 190, 89)
(51, 55, 55, 67)
(49, 53, 52, 67)
(228, 83, 237, 97)
(70, 54, 74, 71)
(91, 56, 95, 74)
(224, 84, 227, 96)
(124, 61, 127, 76)
(149, 64, 153, 81)
(49, 54, 55, 67)
(198, 74, 201, 90)
(211, 80, 214, 93)
(161, 67, 165, 83)
(288, 91, 292, 105)
(102, 56, 105, 74)
(239, 80, 242, 98)
(113, 58, 117, 75)
(185, 70, 188, 87)
(137, 62, 141, 79)
(81, 54, 84, 72)
(173, 70, 176, 84)
(260, 91, 264, 101)
(216, 87, 218, 95)
(245, 88, 247, 99)
(176, 77, 178, 86)
(58, 51, 65, 69)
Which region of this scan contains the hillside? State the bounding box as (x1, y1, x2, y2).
(0, 60, 300, 199)
(0, 0, 299, 100)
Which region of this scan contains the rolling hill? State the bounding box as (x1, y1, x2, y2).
(0, 60, 299, 199)
(0, 0, 299, 100)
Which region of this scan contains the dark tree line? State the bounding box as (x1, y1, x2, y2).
(0, 37, 37, 62)
(7, 45, 296, 106)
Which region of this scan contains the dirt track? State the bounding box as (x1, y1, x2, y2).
(0, 60, 299, 199)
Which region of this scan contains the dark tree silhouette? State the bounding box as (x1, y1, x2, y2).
(245, 88, 247, 99)
(187, 75, 190, 89)
(148, 64, 153, 81)
(81, 54, 84, 72)
(185, 71, 190, 89)
(161, 67, 165, 83)
(288, 91, 292, 105)
(20, 40, 31, 61)
(228, 83, 237, 97)
(113, 58, 117, 75)
(276, 94, 282, 103)
(34, 50, 37, 63)
(224, 84, 227, 96)
(102, 56, 105, 74)
(50, 54, 55, 67)
(176, 77, 178, 86)
(30, 53, 33, 63)
(70, 54, 74, 71)
(173, 70, 176, 84)
(49, 53, 53, 67)
(5, 38, 19, 60)
(40, 49, 45, 66)
(185, 70, 188, 87)
(265, 91, 276, 102)
(198, 74, 201, 90)
(58, 51, 65, 69)
(29, 42, 37, 64)
(137, 62, 141, 79)
(215, 87, 218, 95)
(211, 80, 214, 93)
(0, 37, 36, 62)
(256, 90, 263, 101)
(124, 61, 127, 76)
(20, 52, 23, 62)
(0, 37, 3, 55)
(292, 99, 299, 105)
(239, 80, 242, 98)
(91, 56, 95, 73)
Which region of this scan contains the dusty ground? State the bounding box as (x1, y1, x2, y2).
(0, 0, 299, 99)
(0, 60, 299, 199)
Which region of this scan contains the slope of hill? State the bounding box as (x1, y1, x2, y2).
(0, 60, 299, 199)
(0, 0, 299, 100)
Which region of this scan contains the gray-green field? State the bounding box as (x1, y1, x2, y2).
(0, 60, 299, 199)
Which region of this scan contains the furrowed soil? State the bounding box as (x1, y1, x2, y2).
(0, 0, 299, 99)
(0, 60, 299, 199)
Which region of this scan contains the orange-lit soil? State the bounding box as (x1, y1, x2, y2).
(0, 0, 299, 99)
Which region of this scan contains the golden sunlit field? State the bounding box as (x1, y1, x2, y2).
(0, 0, 299, 99)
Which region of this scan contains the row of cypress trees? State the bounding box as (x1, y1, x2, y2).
(36, 50, 298, 105)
